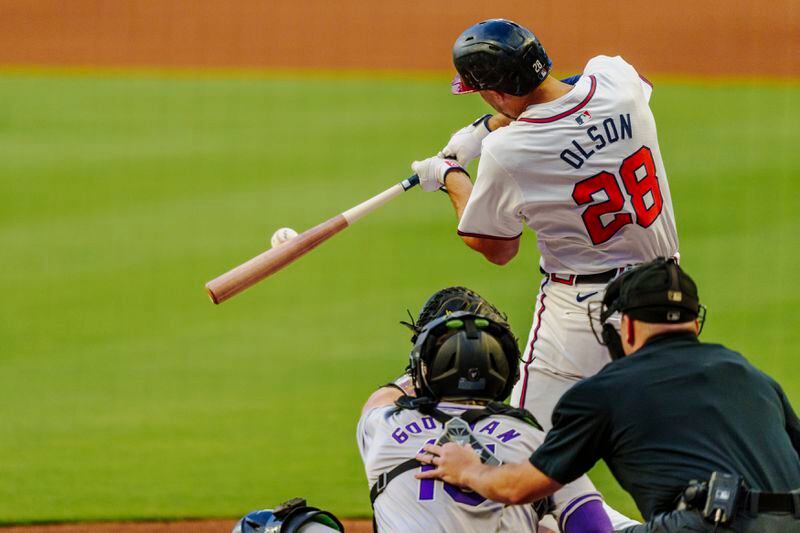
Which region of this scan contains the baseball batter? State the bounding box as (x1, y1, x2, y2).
(358, 287, 638, 532)
(411, 19, 678, 432)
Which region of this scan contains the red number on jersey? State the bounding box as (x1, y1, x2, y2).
(619, 146, 663, 228)
(572, 146, 664, 244)
(572, 171, 632, 245)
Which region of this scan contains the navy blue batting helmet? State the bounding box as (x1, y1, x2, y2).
(232, 498, 344, 533)
(452, 19, 551, 96)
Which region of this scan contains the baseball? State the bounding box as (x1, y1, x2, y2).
(270, 227, 298, 248)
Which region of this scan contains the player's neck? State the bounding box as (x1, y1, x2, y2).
(500, 77, 574, 119)
(525, 76, 574, 106)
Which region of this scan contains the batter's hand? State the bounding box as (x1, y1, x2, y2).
(438, 114, 492, 166)
(411, 156, 467, 192)
(416, 442, 482, 487)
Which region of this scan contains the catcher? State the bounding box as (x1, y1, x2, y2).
(416, 260, 800, 532)
(357, 287, 637, 532)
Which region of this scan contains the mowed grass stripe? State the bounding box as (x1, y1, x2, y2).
(0, 73, 797, 522)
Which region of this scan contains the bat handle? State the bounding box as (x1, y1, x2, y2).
(402, 174, 420, 190)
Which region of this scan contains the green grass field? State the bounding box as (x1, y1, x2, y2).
(0, 71, 798, 523)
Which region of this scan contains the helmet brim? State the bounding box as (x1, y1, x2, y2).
(451, 74, 477, 95)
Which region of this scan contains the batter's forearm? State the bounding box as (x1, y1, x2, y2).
(442, 170, 473, 220)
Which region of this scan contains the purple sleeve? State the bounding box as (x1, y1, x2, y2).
(562, 499, 613, 533)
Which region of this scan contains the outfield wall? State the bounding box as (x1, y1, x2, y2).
(1, 0, 797, 76)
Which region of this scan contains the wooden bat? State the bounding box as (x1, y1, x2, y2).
(205, 175, 420, 304)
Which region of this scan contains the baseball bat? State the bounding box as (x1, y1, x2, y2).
(205, 175, 420, 304)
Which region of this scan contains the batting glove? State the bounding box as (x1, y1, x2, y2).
(438, 114, 492, 166)
(411, 156, 467, 192)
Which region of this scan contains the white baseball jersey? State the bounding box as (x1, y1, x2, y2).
(458, 55, 678, 275)
(357, 402, 607, 532)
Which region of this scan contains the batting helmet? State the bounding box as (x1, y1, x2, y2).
(406, 287, 520, 402)
(451, 19, 551, 96)
(232, 498, 343, 533)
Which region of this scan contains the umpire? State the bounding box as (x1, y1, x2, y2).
(418, 258, 800, 532)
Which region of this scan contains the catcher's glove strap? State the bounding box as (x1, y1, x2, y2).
(540, 266, 620, 285)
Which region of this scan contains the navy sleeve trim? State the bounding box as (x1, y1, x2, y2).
(457, 230, 522, 241)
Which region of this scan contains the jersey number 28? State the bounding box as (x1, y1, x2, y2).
(572, 146, 664, 245)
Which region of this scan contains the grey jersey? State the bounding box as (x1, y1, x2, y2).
(357, 402, 605, 532)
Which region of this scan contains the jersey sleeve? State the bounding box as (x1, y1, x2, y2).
(457, 145, 525, 239)
(775, 381, 800, 454)
(584, 54, 653, 103)
(356, 406, 395, 461)
(528, 380, 611, 484)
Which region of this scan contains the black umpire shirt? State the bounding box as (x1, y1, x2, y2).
(528, 332, 800, 520)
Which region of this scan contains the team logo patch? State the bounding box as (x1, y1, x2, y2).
(575, 110, 592, 125)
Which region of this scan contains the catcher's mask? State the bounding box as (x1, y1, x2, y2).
(408, 311, 520, 402)
(232, 497, 343, 533)
(589, 257, 707, 361)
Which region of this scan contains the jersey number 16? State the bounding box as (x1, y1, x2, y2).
(418, 440, 495, 507)
(572, 146, 664, 245)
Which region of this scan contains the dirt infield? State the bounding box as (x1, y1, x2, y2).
(0, 519, 372, 533)
(0, 0, 797, 76)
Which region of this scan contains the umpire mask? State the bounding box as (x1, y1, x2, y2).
(589, 257, 706, 361)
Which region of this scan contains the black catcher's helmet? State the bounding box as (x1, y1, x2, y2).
(452, 19, 551, 96)
(405, 287, 520, 402)
(405, 286, 509, 344)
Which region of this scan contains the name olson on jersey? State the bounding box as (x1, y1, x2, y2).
(560, 113, 633, 169)
(390, 415, 522, 445)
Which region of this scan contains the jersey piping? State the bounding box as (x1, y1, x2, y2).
(518, 278, 549, 408)
(518, 75, 597, 124)
(456, 229, 522, 240)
